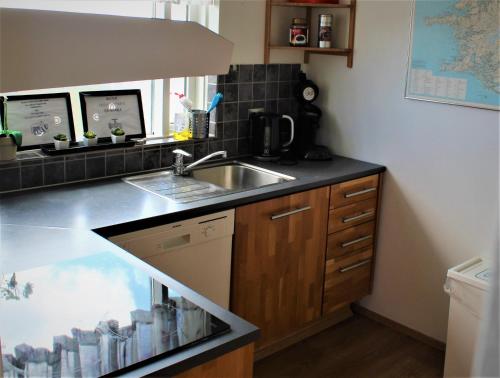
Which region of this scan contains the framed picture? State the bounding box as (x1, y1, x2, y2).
(0, 96, 4, 130)
(5, 93, 75, 150)
(79, 89, 146, 141)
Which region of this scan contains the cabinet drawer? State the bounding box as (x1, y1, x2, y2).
(328, 197, 377, 233)
(327, 221, 375, 259)
(323, 247, 373, 314)
(330, 174, 379, 209)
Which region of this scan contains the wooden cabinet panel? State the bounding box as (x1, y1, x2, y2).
(231, 187, 329, 349)
(328, 197, 377, 233)
(323, 247, 373, 314)
(176, 344, 254, 378)
(327, 221, 375, 259)
(330, 174, 379, 209)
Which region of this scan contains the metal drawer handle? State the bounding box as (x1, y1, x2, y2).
(342, 210, 375, 223)
(271, 206, 311, 220)
(341, 235, 372, 248)
(344, 187, 376, 198)
(339, 259, 371, 273)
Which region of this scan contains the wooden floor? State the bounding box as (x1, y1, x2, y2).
(254, 314, 445, 378)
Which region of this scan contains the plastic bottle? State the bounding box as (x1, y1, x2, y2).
(174, 93, 193, 112)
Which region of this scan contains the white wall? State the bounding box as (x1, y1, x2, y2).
(307, 0, 499, 342)
(219, 0, 304, 64)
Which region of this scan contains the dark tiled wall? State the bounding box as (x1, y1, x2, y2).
(0, 64, 301, 194)
(0, 142, 194, 193)
(208, 63, 301, 157)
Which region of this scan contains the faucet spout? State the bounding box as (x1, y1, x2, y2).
(184, 150, 227, 172)
(172, 149, 227, 176)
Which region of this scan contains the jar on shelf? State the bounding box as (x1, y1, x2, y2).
(289, 18, 309, 47)
(318, 14, 333, 48)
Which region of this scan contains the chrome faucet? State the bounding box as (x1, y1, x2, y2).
(172, 149, 227, 176)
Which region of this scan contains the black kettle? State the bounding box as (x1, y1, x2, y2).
(250, 112, 294, 161)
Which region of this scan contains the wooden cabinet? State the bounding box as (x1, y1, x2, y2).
(323, 174, 381, 315)
(231, 187, 329, 349)
(176, 344, 254, 378)
(231, 173, 383, 354)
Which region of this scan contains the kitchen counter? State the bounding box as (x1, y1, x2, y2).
(0, 225, 259, 377)
(0, 155, 385, 376)
(0, 156, 385, 235)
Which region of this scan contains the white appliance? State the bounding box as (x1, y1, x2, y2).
(110, 209, 234, 309)
(443, 257, 491, 377)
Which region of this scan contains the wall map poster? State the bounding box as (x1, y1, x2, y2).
(405, 0, 499, 110)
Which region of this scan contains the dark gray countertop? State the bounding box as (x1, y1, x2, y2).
(0, 155, 384, 376)
(0, 156, 385, 234)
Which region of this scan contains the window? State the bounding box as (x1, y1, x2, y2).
(0, 0, 220, 139)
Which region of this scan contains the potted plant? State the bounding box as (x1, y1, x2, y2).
(0, 130, 22, 161)
(83, 130, 97, 146)
(54, 133, 70, 150)
(111, 127, 126, 144)
(0, 97, 22, 161)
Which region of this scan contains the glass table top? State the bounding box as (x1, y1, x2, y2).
(0, 251, 230, 377)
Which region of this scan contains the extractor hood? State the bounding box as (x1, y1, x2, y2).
(0, 8, 233, 92)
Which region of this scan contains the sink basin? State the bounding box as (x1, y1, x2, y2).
(123, 162, 295, 203)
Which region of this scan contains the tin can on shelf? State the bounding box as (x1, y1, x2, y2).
(318, 14, 333, 48)
(289, 18, 309, 47)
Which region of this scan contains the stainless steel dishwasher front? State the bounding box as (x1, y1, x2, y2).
(109, 209, 234, 309)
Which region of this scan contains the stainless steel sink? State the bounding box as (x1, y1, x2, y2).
(123, 162, 295, 203)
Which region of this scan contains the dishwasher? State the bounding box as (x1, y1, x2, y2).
(109, 209, 234, 309)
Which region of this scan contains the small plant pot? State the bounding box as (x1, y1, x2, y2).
(54, 139, 70, 150)
(83, 137, 97, 147)
(0, 137, 17, 161)
(111, 134, 126, 144)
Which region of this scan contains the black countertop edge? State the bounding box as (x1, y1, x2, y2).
(95, 163, 385, 238)
(134, 332, 259, 377)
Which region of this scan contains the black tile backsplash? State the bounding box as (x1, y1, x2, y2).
(239, 65, 253, 83)
(266, 64, 279, 82)
(265, 82, 278, 100)
(106, 150, 125, 176)
(253, 64, 266, 82)
(44, 162, 65, 185)
(253, 83, 266, 101)
(0, 167, 20, 192)
(223, 121, 238, 140)
(194, 141, 208, 160)
(66, 158, 85, 182)
(143, 147, 161, 171)
(224, 83, 238, 102)
(238, 83, 252, 101)
(86, 156, 106, 179)
(0, 64, 301, 194)
(223, 103, 238, 122)
(125, 149, 143, 173)
(21, 164, 43, 189)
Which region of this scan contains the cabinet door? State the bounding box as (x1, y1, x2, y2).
(231, 187, 329, 349)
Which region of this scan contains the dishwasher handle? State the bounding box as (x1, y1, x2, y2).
(161, 234, 191, 250)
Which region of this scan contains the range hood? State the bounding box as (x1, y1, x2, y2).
(0, 8, 233, 92)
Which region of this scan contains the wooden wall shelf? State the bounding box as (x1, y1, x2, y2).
(264, 0, 357, 67)
(271, 1, 352, 9)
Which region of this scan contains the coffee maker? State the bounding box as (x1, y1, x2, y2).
(293, 72, 332, 160)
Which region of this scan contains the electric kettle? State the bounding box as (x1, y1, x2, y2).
(250, 112, 294, 161)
